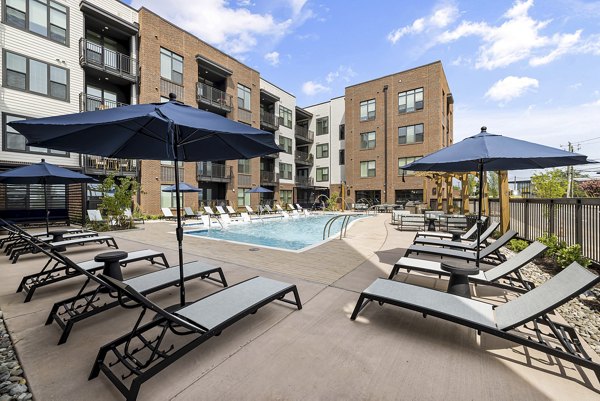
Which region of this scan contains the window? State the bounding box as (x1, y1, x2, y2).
(339, 124, 345, 140)
(398, 156, 422, 175)
(360, 161, 376, 177)
(4, 183, 65, 209)
(316, 143, 329, 158)
(316, 117, 328, 136)
(160, 160, 183, 167)
(339, 149, 345, 165)
(360, 131, 376, 149)
(3, 50, 68, 101)
(280, 189, 292, 205)
(238, 159, 251, 174)
(279, 136, 292, 154)
(3, 0, 68, 45)
(398, 124, 424, 144)
(160, 48, 183, 85)
(237, 188, 250, 206)
(398, 88, 424, 113)
(160, 185, 183, 208)
(360, 99, 375, 121)
(237, 84, 251, 110)
(279, 162, 292, 180)
(279, 106, 292, 128)
(316, 167, 329, 182)
(3, 113, 67, 155)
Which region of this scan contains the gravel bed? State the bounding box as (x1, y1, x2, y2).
(0, 312, 33, 401)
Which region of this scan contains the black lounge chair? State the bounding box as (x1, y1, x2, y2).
(390, 241, 548, 293)
(89, 274, 302, 401)
(16, 236, 169, 302)
(414, 217, 484, 241)
(3, 225, 99, 258)
(351, 262, 600, 381)
(46, 252, 227, 344)
(413, 221, 500, 250)
(405, 230, 517, 265)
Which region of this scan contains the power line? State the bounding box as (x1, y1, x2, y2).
(574, 136, 600, 145)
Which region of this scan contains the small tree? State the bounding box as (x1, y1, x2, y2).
(97, 175, 140, 229)
(487, 172, 499, 198)
(579, 180, 600, 197)
(326, 192, 340, 211)
(531, 169, 568, 198)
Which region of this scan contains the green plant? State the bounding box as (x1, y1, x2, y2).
(508, 239, 529, 252)
(555, 244, 591, 268)
(326, 192, 340, 211)
(96, 174, 140, 230)
(537, 233, 566, 258)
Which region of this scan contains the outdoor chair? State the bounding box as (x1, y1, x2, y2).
(226, 205, 240, 216)
(264, 205, 276, 214)
(161, 208, 176, 220)
(184, 207, 199, 219)
(4, 229, 99, 257)
(351, 262, 600, 382)
(412, 221, 500, 250)
(16, 236, 168, 302)
(204, 206, 217, 216)
(89, 274, 302, 401)
(87, 209, 106, 224)
(46, 251, 227, 344)
(275, 204, 285, 213)
(287, 204, 296, 211)
(389, 241, 548, 293)
(295, 204, 303, 211)
(405, 230, 517, 265)
(240, 212, 252, 223)
(415, 216, 488, 241)
(216, 205, 228, 215)
(0, 219, 89, 251)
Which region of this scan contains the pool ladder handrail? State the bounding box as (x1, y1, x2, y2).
(322, 214, 353, 240)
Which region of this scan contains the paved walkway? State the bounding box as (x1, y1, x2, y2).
(0, 214, 599, 400)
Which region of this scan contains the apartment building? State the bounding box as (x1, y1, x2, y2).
(0, 0, 139, 220)
(305, 61, 453, 206)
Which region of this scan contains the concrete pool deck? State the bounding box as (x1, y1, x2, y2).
(0, 214, 599, 400)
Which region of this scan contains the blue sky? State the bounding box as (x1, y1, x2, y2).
(124, 0, 600, 178)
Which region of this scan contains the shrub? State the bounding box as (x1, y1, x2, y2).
(537, 233, 566, 258)
(508, 239, 529, 252)
(555, 244, 591, 268)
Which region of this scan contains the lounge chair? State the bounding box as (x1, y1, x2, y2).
(264, 205, 276, 214)
(200, 215, 211, 227)
(216, 205, 227, 215)
(46, 251, 227, 344)
(16, 236, 168, 302)
(240, 212, 252, 223)
(351, 262, 600, 381)
(389, 241, 548, 293)
(184, 207, 199, 219)
(226, 205, 240, 216)
(415, 216, 488, 240)
(275, 204, 285, 213)
(161, 208, 176, 220)
(295, 204, 303, 211)
(204, 206, 217, 216)
(405, 230, 517, 265)
(89, 274, 302, 401)
(87, 209, 106, 224)
(412, 221, 500, 250)
(287, 204, 296, 211)
(219, 213, 233, 225)
(123, 208, 145, 225)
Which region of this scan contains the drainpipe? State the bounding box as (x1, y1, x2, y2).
(383, 85, 389, 204)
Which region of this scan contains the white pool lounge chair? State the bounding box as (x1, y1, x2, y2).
(295, 204, 303, 211)
(161, 208, 176, 220)
(216, 205, 227, 215)
(226, 205, 239, 216)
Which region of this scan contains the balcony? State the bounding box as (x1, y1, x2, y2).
(160, 165, 185, 182)
(238, 173, 252, 187)
(295, 150, 313, 166)
(197, 162, 232, 183)
(295, 125, 314, 144)
(79, 38, 137, 83)
(196, 83, 233, 113)
(238, 108, 252, 125)
(260, 170, 278, 186)
(83, 155, 137, 177)
(295, 176, 314, 188)
(80, 93, 128, 112)
(160, 78, 184, 100)
(260, 110, 279, 131)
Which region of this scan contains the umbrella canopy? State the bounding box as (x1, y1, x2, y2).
(161, 182, 203, 192)
(248, 186, 273, 193)
(9, 95, 280, 306)
(402, 127, 593, 266)
(0, 159, 97, 233)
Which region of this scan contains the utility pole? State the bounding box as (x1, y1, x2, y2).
(566, 142, 573, 198)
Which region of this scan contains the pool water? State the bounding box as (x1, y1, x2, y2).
(185, 214, 366, 251)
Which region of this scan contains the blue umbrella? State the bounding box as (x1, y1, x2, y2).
(161, 182, 203, 192)
(0, 159, 97, 233)
(402, 126, 593, 266)
(248, 186, 273, 193)
(9, 94, 280, 306)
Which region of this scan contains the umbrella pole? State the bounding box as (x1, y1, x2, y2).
(476, 161, 484, 267)
(172, 127, 186, 307)
(44, 183, 50, 234)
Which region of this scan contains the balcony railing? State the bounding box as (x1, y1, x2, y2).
(260, 110, 279, 131)
(83, 155, 137, 176)
(79, 38, 137, 82)
(295, 176, 314, 187)
(295, 125, 314, 143)
(160, 78, 184, 100)
(238, 108, 252, 125)
(294, 150, 313, 166)
(260, 170, 278, 185)
(197, 163, 232, 183)
(196, 83, 233, 113)
(80, 93, 128, 112)
(160, 165, 185, 182)
(238, 173, 252, 187)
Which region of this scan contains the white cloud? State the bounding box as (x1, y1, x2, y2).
(131, 0, 311, 56)
(485, 76, 539, 103)
(302, 81, 329, 96)
(388, 3, 458, 44)
(325, 65, 357, 84)
(236, 0, 254, 6)
(264, 51, 280, 66)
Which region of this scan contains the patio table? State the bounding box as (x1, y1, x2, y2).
(441, 263, 479, 298)
(94, 251, 128, 281)
(48, 230, 69, 252)
(449, 230, 464, 242)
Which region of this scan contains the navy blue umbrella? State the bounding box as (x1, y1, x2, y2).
(0, 159, 97, 233)
(9, 95, 280, 306)
(161, 182, 203, 192)
(402, 127, 593, 265)
(248, 186, 273, 193)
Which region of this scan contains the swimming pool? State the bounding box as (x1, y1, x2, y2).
(185, 214, 367, 251)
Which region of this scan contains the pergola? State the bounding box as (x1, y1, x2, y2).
(417, 171, 510, 233)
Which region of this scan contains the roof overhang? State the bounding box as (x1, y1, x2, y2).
(196, 55, 233, 78)
(295, 106, 313, 119)
(80, 1, 138, 36)
(260, 89, 279, 104)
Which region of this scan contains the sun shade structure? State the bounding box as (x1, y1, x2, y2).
(161, 182, 203, 192)
(401, 126, 593, 266)
(9, 94, 280, 306)
(248, 186, 273, 193)
(0, 159, 97, 234)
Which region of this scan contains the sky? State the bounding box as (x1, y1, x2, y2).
(124, 0, 600, 179)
